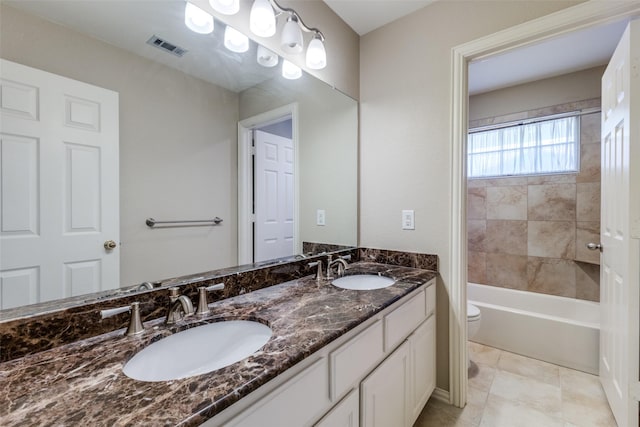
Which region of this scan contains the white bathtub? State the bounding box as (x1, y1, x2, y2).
(468, 283, 600, 374)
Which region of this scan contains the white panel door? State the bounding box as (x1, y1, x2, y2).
(599, 20, 640, 427)
(0, 59, 119, 309)
(254, 130, 294, 262)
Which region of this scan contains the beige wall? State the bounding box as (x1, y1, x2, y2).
(1, 4, 240, 286)
(239, 75, 358, 247)
(469, 66, 606, 121)
(206, 0, 360, 99)
(359, 0, 584, 391)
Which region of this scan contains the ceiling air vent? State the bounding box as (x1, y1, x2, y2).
(146, 35, 188, 57)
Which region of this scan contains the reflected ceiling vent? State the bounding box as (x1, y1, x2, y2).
(146, 35, 188, 57)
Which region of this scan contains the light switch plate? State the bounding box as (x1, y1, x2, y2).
(317, 209, 326, 226)
(402, 210, 415, 230)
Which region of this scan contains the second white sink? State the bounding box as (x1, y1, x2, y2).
(123, 320, 272, 382)
(331, 274, 395, 290)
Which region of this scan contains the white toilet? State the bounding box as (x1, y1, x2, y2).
(467, 302, 481, 340)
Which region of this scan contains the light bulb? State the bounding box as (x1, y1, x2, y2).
(280, 15, 303, 54)
(306, 34, 326, 69)
(282, 60, 302, 80)
(209, 0, 239, 15)
(249, 0, 276, 38)
(184, 2, 214, 35)
(257, 45, 278, 67)
(224, 26, 249, 53)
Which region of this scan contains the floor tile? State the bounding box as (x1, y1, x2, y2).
(479, 394, 564, 427)
(468, 341, 501, 367)
(561, 391, 617, 427)
(497, 350, 560, 386)
(489, 370, 562, 417)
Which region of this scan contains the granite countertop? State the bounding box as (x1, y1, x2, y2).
(0, 262, 436, 427)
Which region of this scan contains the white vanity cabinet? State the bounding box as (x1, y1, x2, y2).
(209, 280, 436, 427)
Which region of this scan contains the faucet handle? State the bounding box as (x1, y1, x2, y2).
(100, 302, 144, 336)
(307, 261, 325, 281)
(195, 282, 225, 316)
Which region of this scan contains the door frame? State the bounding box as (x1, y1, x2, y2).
(238, 103, 299, 265)
(449, 2, 640, 407)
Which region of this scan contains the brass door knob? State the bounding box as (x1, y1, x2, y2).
(104, 240, 117, 250)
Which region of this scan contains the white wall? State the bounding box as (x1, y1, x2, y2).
(359, 0, 585, 391)
(469, 65, 605, 121)
(1, 4, 239, 286)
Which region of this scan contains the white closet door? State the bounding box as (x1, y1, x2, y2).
(0, 59, 119, 309)
(254, 130, 294, 262)
(599, 20, 640, 427)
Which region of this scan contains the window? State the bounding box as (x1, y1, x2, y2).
(468, 115, 579, 178)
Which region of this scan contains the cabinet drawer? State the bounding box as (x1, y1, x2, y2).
(314, 388, 359, 427)
(330, 320, 383, 400)
(426, 283, 436, 317)
(228, 358, 330, 427)
(384, 289, 426, 351)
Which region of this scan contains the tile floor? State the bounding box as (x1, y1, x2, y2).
(414, 342, 617, 427)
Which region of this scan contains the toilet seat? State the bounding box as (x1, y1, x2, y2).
(467, 303, 481, 321)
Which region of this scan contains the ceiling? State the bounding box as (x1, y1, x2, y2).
(323, 0, 629, 95)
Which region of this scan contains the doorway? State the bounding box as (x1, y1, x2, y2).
(238, 103, 299, 265)
(448, 1, 640, 415)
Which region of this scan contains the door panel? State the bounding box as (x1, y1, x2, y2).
(0, 59, 119, 309)
(599, 20, 640, 427)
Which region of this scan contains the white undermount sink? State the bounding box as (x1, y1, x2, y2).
(123, 320, 272, 382)
(331, 274, 395, 290)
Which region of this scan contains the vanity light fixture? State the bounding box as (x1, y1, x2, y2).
(224, 25, 249, 53)
(184, 2, 214, 34)
(282, 59, 302, 80)
(257, 45, 279, 67)
(209, 0, 239, 15)
(305, 33, 327, 70)
(280, 14, 303, 54)
(250, 0, 276, 38)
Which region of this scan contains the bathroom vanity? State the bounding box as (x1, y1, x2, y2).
(0, 258, 437, 426)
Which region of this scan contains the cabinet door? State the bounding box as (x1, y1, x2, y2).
(409, 316, 436, 424)
(315, 388, 359, 427)
(361, 341, 411, 427)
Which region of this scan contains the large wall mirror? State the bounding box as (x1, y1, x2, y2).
(0, 1, 358, 315)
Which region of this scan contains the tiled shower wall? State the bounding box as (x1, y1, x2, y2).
(467, 100, 601, 302)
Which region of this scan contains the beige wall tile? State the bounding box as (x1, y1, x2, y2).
(575, 221, 600, 264)
(468, 251, 487, 284)
(528, 183, 576, 221)
(485, 177, 529, 187)
(528, 221, 576, 259)
(527, 174, 576, 185)
(485, 220, 527, 255)
(575, 262, 600, 302)
(576, 142, 601, 183)
(580, 113, 601, 145)
(576, 182, 600, 222)
(468, 178, 488, 188)
(486, 185, 528, 220)
(486, 253, 528, 290)
(468, 220, 487, 252)
(527, 257, 576, 298)
(468, 187, 487, 220)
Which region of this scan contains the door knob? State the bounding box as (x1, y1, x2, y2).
(104, 240, 117, 250)
(586, 242, 602, 252)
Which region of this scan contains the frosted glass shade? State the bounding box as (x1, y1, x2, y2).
(250, 0, 276, 38)
(280, 16, 303, 54)
(257, 45, 278, 67)
(282, 60, 302, 80)
(306, 36, 326, 69)
(184, 2, 214, 35)
(209, 0, 239, 15)
(224, 26, 249, 53)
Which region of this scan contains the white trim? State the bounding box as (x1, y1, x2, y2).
(237, 103, 300, 265)
(449, 0, 640, 408)
(430, 387, 450, 404)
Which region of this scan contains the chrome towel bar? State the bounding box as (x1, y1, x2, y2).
(145, 217, 223, 228)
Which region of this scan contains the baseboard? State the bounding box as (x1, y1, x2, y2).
(431, 387, 450, 404)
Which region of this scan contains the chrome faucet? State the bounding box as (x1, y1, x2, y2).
(195, 282, 225, 316)
(100, 302, 145, 336)
(308, 260, 326, 281)
(165, 287, 194, 325)
(326, 255, 349, 280)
